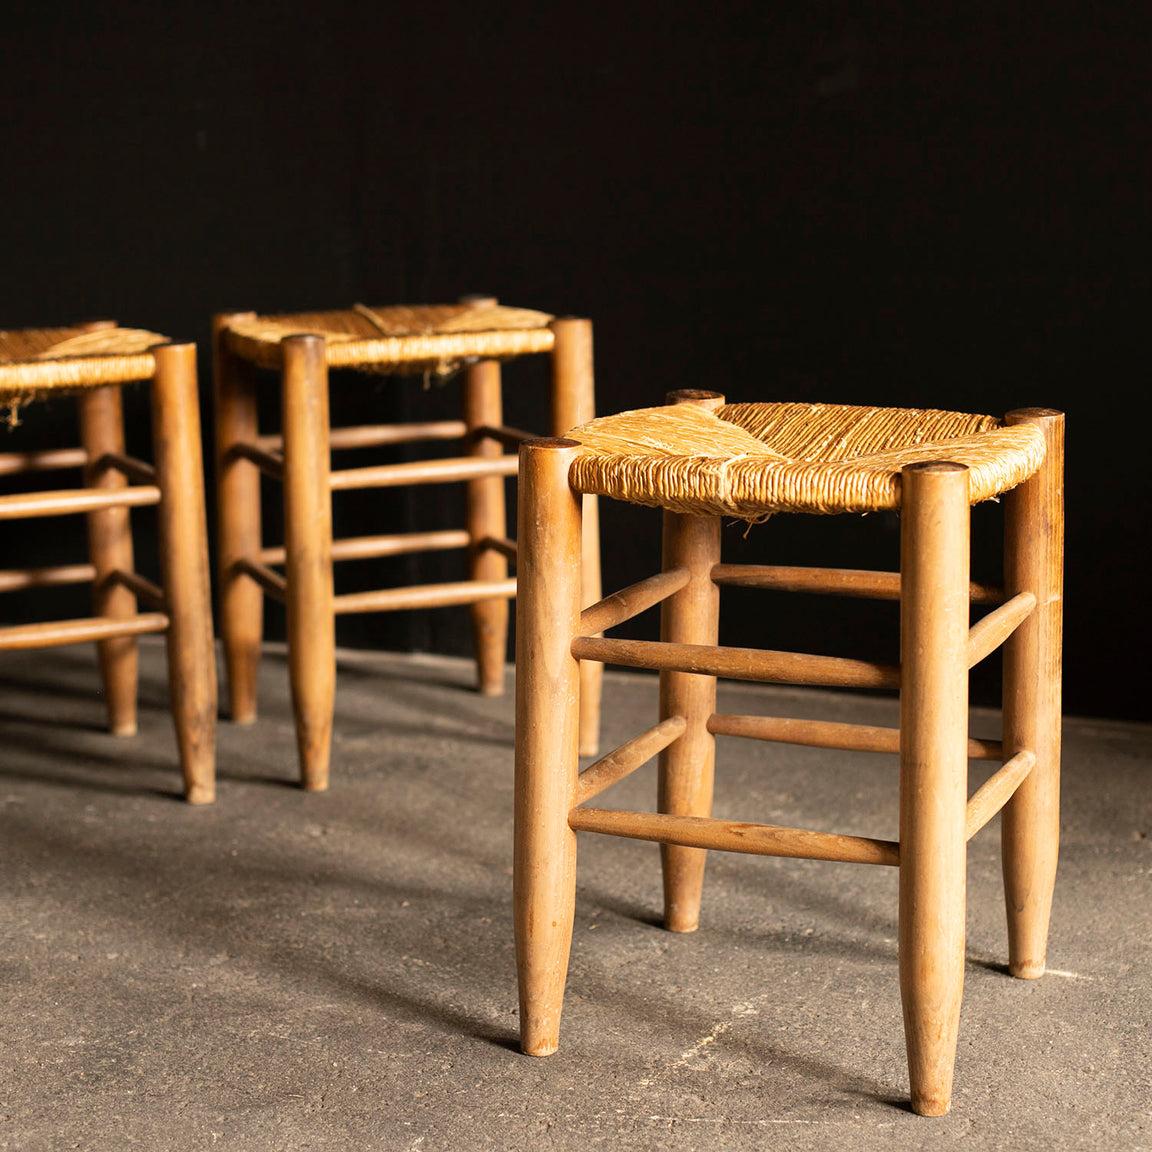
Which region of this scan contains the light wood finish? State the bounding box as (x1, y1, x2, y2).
(579, 568, 689, 635)
(328, 454, 518, 491)
(214, 311, 263, 724)
(0, 613, 168, 651)
(1001, 409, 1064, 980)
(711, 563, 1004, 605)
(109, 569, 166, 610)
(0, 563, 96, 594)
(333, 578, 517, 615)
(966, 751, 1036, 841)
(898, 461, 971, 1117)
(0, 485, 160, 520)
(232, 442, 284, 480)
(967, 592, 1036, 668)
(570, 635, 901, 691)
(79, 386, 139, 736)
(515, 439, 584, 1057)
(568, 808, 900, 867)
(259, 529, 471, 566)
(479, 536, 517, 562)
(464, 357, 510, 695)
(550, 318, 602, 756)
(707, 713, 1003, 760)
(256, 419, 467, 452)
(235, 559, 288, 602)
(0, 447, 88, 476)
(282, 335, 336, 792)
(574, 716, 687, 805)
(475, 423, 535, 450)
(150, 344, 217, 805)
(95, 452, 157, 485)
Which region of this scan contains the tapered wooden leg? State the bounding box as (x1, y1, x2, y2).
(898, 460, 971, 1116)
(550, 318, 602, 756)
(463, 358, 509, 696)
(1001, 409, 1064, 979)
(213, 312, 263, 724)
(151, 344, 217, 804)
(282, 335, 335, 791)
(78, 385, 138, 736)
(515, 437, 583, 1056)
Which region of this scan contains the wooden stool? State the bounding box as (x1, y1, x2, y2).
(514, 391, 1063, 1116)
(214, 300, 602, 791)
(0, 323, 217, 804)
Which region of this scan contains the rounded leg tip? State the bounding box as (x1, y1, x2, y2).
(478, 681, 505, 698)
(1010, 961, 1046, 980)
(521, 1039, 559, 1058)
(912, 1096, 951, 1118)
(111, 723, 138, 738)
(664, 916, 700, 934)
(184, 785, 215, 806)
(302, 779, 330, 794)
(230, 710, 257, 726)
(578, 740, 600, 758)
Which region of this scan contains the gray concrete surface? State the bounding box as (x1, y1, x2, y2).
(1, 640, 1149, 1151)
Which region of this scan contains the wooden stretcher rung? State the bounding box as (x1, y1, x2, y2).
(333, 577, 517, 615)
(707, 713, 1004, 760)
(475, 423, 535, 449)
(259, 529, 471, 566)
(107, 569, 166, 610)
(0, 447, 88, 476)
(0, 612, 169, 651)
(477, 536, 518, 562)
(0, 485, 161, 521)
(965, 750, 1036, 840)
(235, 558, 288, 602)
(0, 563, 96, 594)
(574, 717, 687, 805)
(570, 635, 900, 690)
(967, 592, 1037, 668)
(231, 443, 284, 480)
(94, 452, 156, 485)
(329, 455, 519, 491)
(567, 807, 900, 867)
(579, 568, 689, 635)
(257, 420, 468, 453)
(710, 563, 1004, 605)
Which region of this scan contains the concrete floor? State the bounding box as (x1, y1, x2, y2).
(1, 641, 1149, 1151)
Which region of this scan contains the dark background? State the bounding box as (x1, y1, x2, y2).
(1, 3, 1148, 722)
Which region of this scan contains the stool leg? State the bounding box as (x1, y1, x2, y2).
(282, 335, 335, 792)
(463, 359, 509, 696)
(1001, 409, 1064, 979)
(658, 510, 721, 933)
(550, 318, 602, 756)
(151, 344, 217, 804)
(515, 438, 582, 1056)
(78, 385, 138, 736)
(213, 312, 263, 724)
(898, 461, 971, 1116)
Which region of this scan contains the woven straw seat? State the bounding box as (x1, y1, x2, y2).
(0, 325, 170, 405)
(223, 303, 555, 375)
(568, 400, 1048, 516)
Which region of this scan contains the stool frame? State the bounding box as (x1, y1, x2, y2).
(0, 330, 216, 803)
(514, 390, 1063, 1116)
(214, 305, 602, 791)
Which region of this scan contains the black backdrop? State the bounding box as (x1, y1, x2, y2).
(2, 3, 1148, 722)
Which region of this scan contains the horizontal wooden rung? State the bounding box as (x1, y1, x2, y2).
(570, 635, 900, 690)
(965, 750, 1036, 840)
(258, 420, 468, 453)
(710, 563, 1004, 605)
(0, 447, 88, 476)
(575, 717, 687, 805)
(0, 612, 169, 651)
(260, 529, 471, 566)
(568, 807, 900, 866)
(329, 454, 518, 492)
(579, 568, 689, 635)
(707, 713, 1003, 760)
(0, 563, 96, 594)
(967, 592, 1037, 668)
(333, 577, 517, 615)
(0, 485, 160, 521)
